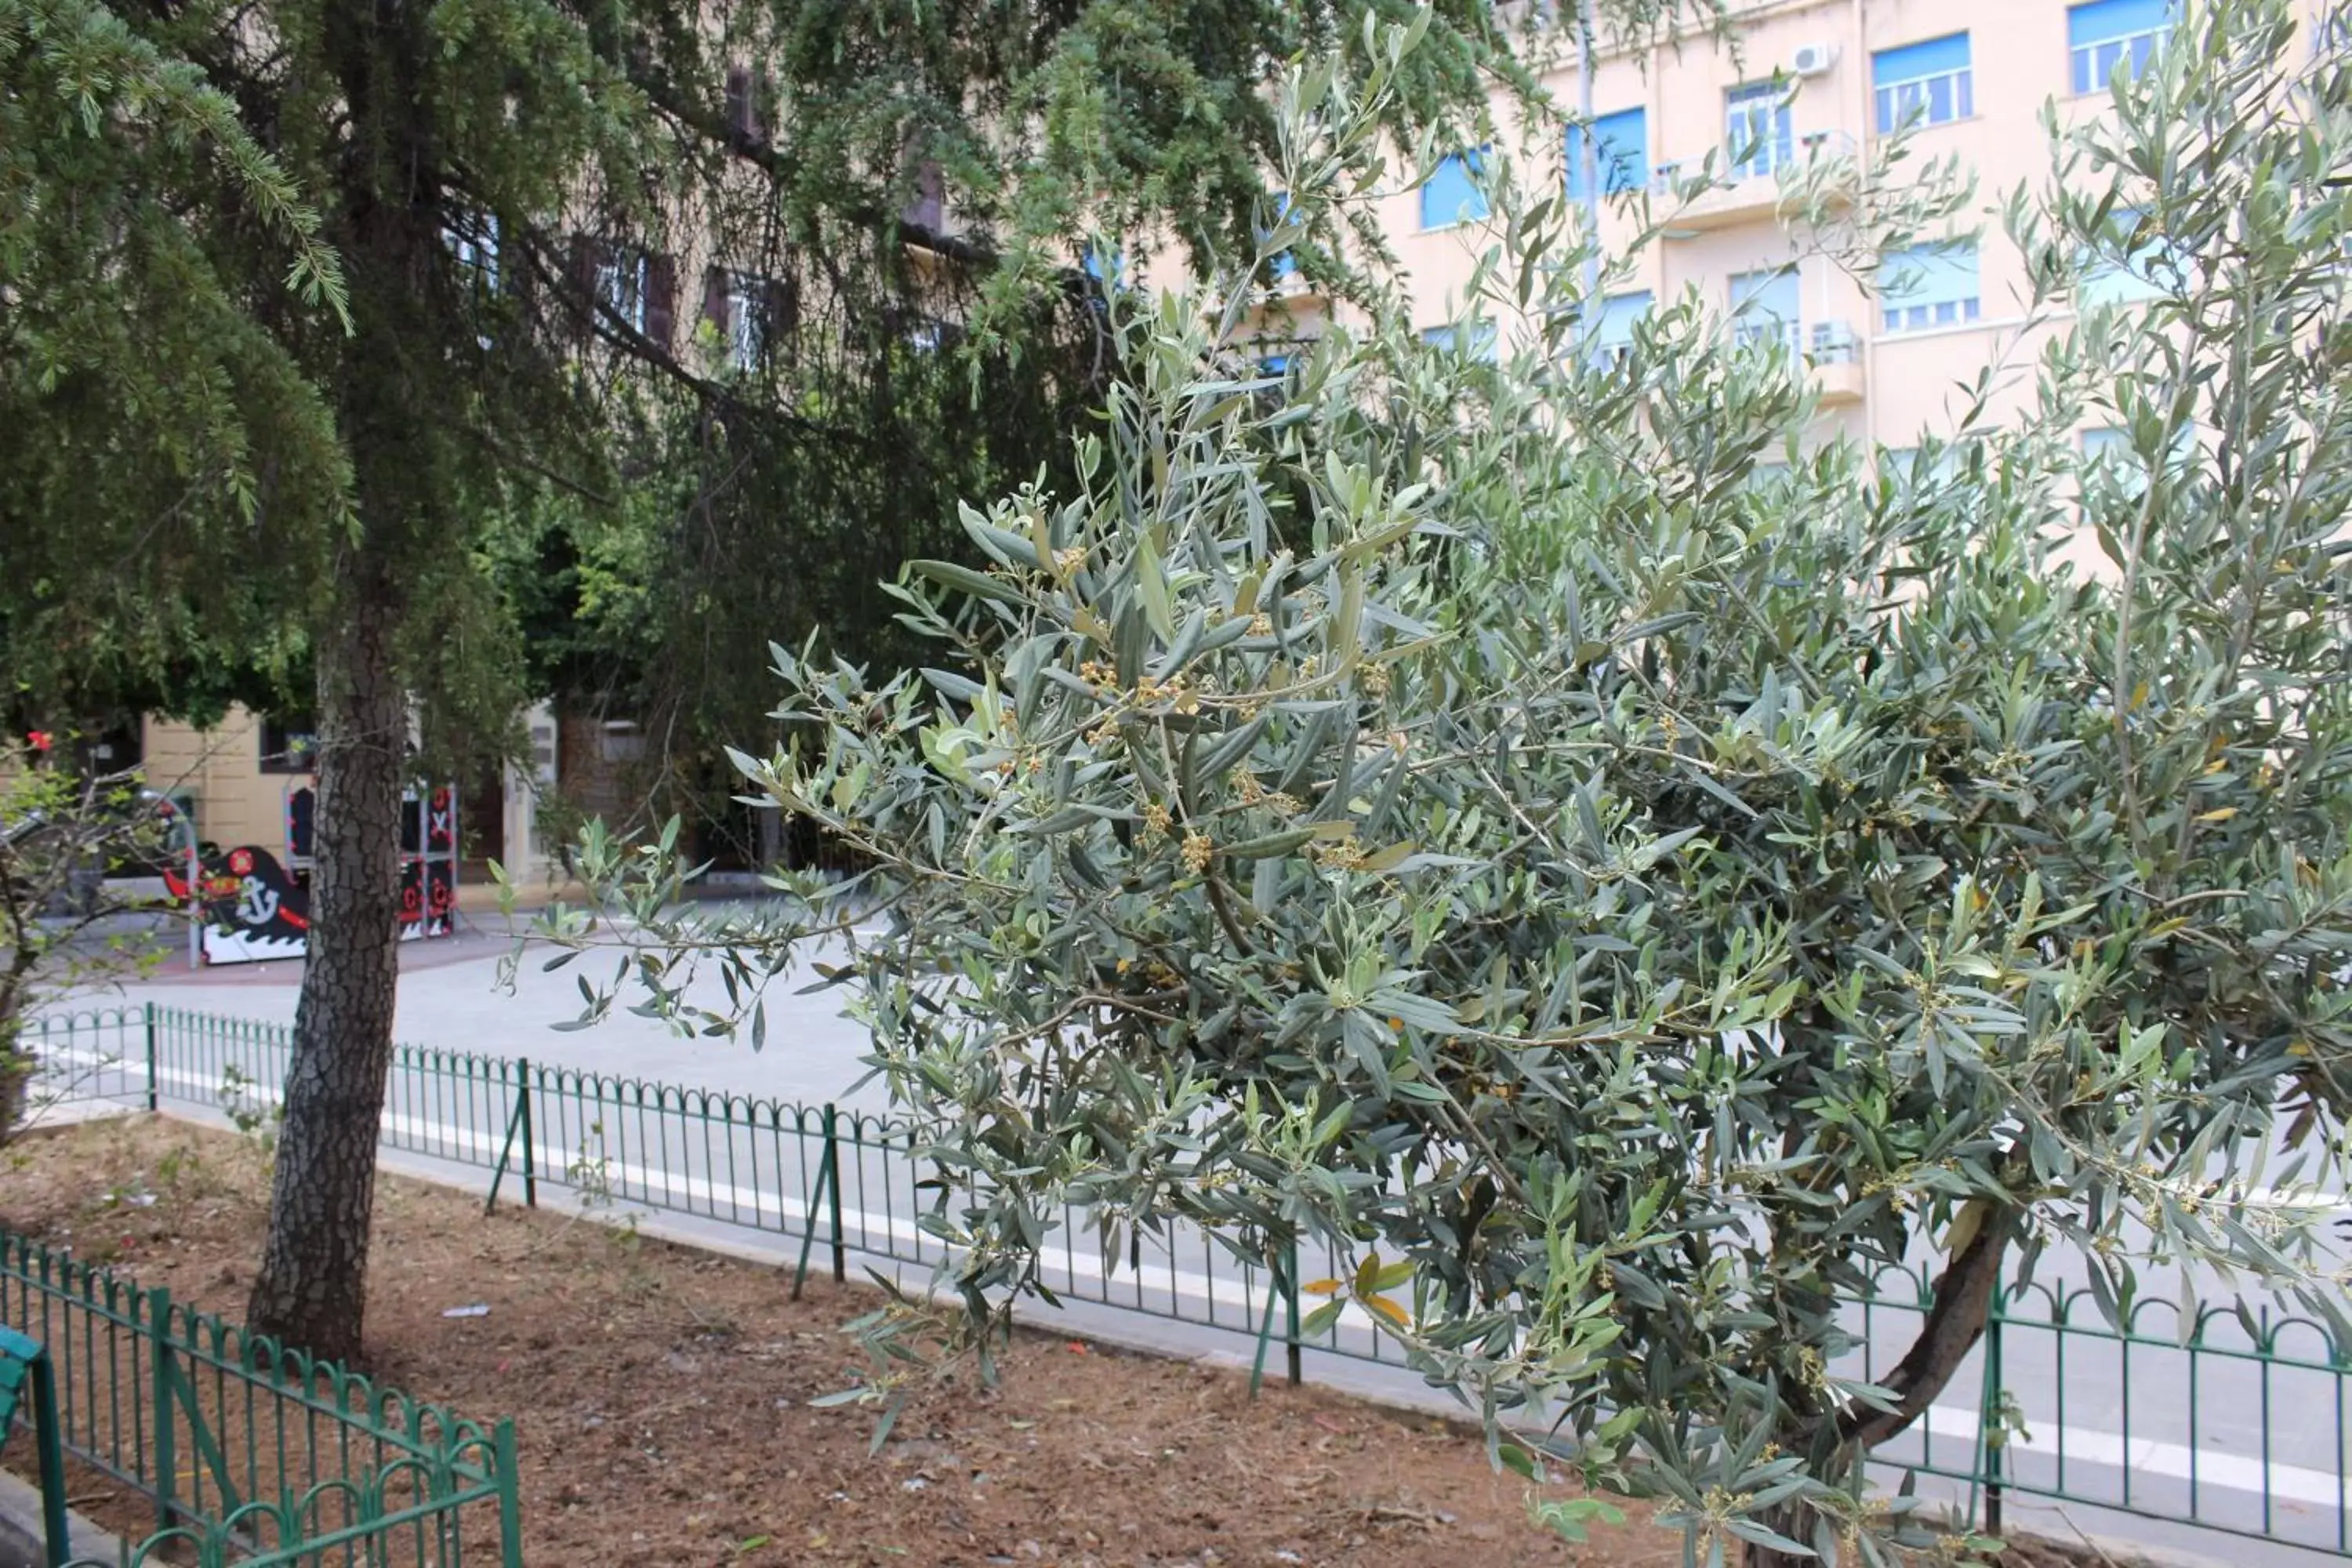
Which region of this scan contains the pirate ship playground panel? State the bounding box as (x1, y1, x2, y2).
(166, 784, 459, 966)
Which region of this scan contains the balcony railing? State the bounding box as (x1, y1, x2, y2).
(1809, 320, 1860, 363)
(1808, 320, 1865, 405)
(1660, 131, 1857, 234)
(1727, 318, 1865, 404)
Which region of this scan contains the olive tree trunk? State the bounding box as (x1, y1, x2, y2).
(245, 579, 406, 1363)
(1744, 1209, 2020, 1568)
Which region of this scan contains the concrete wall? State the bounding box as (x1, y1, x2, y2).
(140, 708, 295, 855)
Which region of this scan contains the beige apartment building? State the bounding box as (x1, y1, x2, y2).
(1265, 0, 2196, 463)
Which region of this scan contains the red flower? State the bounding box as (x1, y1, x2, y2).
(25, 731, 51, 752)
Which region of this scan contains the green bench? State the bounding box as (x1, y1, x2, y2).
(0, 1326, 70, 1566)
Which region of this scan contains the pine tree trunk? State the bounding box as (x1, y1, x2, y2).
(245, 577, 405, 1363)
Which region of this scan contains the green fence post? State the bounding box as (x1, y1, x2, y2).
(824, 1103, 846, 1285)
(147, 1285, 177, 1537)
(1283, 1241, 1302, 1388)
(142, 1003, 159, 1112)
(790, 1134, 832, 1301)
(518, 1058, 537, 1209)
(1248, 1260, 1284, 1399)
(0, 1327, 71, 1567)
(493, 1417, 526, 1568)
(485, 1058, 539, 1214)
(28, 1352, 67, 1568)
(1980, 1303, 2006, 1537)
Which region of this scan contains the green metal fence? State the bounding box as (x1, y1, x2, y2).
(23, 1003, 2352, 1557)
(0, 1225, 521, 1566)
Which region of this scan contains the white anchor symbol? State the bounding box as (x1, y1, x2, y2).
(235, 875, 281, 927)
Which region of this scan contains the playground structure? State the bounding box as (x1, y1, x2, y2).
(164, 782, 459, 967)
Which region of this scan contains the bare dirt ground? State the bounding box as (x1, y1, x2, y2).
(2, 1116, 1676, 1568)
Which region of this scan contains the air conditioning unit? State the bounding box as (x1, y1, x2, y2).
(1790, 42, 1837, 76)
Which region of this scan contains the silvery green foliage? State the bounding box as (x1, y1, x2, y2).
(532, 5, 2352, 1558)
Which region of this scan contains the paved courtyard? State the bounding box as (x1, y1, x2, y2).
(73, 906, 887, 1111)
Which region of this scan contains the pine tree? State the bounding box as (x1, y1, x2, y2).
(8, 0, 1697, 1359)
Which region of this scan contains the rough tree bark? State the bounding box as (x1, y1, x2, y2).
(244, 569, 408, 1363)
(241, 0, 436, 1366)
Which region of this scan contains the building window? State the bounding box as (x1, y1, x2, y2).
(1730, 268, 1801, 354)
(1259, 191, 1300, 283)
(702, 267, 781, 368)
(2079, 207, 2171, 307)
(1880, 241, 1981, 332)
(2079, 426, 2146, 508)
(1588, 290, 1653, 367)
(596, 246, 648, 332)
(2082, 423, 2193, 493)
(902, 314, 964, 354)
(1421, 150, 1490, 230)
(589, 243, 675, 346)
(1566, 108, 1648, 203)
(902, 159, 946, 230)
(1421, 321, 1499, 360)
(724, 64, 766, 147)
(2070, 0, 2171, 95)
(1081, 245, 1130, 291)
(1874, 34, 1973, 133)
(260, 716, 319, 775)
(597, 720, 645, 765)
(442, 211, 499, 293)
(441, 211, 499, 347)
(1726, 82, 1793, 180)
(1882, 443, 1962, 492)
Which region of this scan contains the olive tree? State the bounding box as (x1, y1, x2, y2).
(539, 4, 2352, 1559)
(0, 740, 184, 1142)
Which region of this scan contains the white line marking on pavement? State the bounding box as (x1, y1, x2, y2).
(1915, 1403, 2347, 1511)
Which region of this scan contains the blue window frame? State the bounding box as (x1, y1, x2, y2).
(1730, 269, 1801, 353)
(2080, 426, 2147, 504)
(1588, 290, 1653, 365)
(1422, 321, 1499, 359)
(1081, 245, 1129, 288)
(2080, 207, 2170, 307)
(1881, 241, 1981, 333)
(1726, 82, 1793, 180)
(443, 212, 499, 292)
(1567, 109, 1648, 202)
(1260, 191, 1298, 281)
(1421, 150, 1490, 230)
(2082, 423, 2192, 491)
(2070, 0, 2171, 93)
(1882, 443, 1962, 491)
(1874, 34, 1973, 133)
